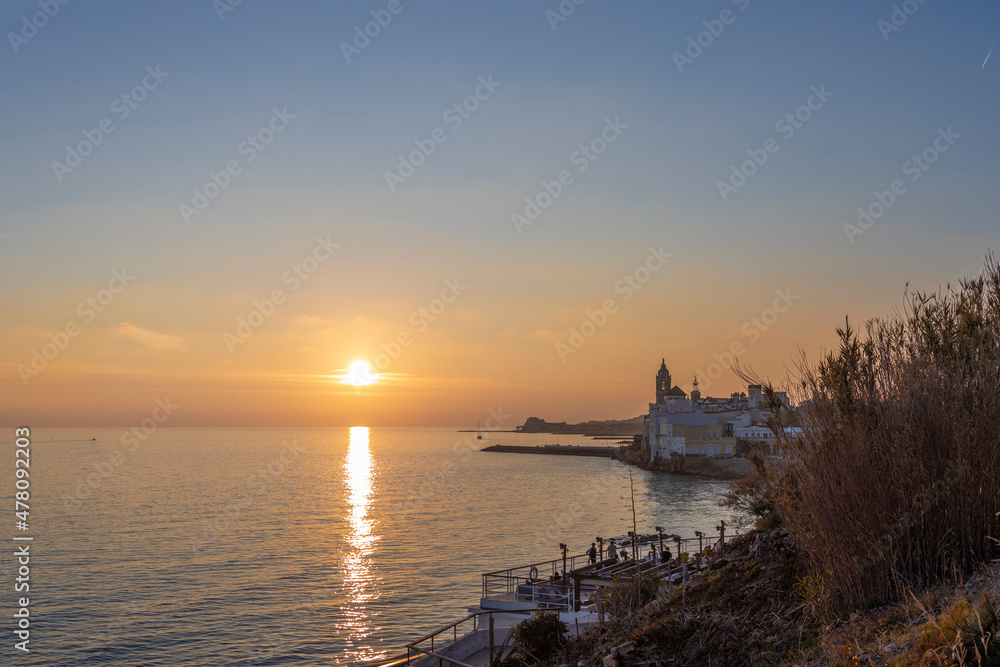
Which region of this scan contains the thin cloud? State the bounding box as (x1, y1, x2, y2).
(113, 323, 187, 350)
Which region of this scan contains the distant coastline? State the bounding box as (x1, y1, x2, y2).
(514, 415, 644, 437)
(458, 415, 644, 437)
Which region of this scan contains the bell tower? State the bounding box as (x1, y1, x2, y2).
(655, 359, 671, 404)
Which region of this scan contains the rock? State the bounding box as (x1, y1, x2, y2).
(603, 657, 621, 667)
(612, 640, 636, 657)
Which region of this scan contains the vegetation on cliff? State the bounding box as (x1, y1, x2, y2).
(538, 257, 1000, 666)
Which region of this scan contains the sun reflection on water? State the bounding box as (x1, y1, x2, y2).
(339, 426, 383, 662)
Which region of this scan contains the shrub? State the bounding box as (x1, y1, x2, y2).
(603, 572, 662, 624)
(753, 255, 1000, 611)
(723, 449, 778, 531)
(910, 594, 1000, 666)
(508, 611, 567, 663)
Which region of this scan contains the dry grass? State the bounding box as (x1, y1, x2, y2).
(548, 259, 1000, 666)
(754, 254, 1000, 612)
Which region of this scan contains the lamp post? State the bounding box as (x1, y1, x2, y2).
(716, 520, 726, 549)
(655, 526, 664, 563)
(559, 542, 568, 584)
(596, 536, 604, 562)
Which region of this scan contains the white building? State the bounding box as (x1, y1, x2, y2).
(642, 361, 795, 461)
(643, 362, 743, 460)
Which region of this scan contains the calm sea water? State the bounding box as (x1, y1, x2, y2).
(1, 427, 732, 665)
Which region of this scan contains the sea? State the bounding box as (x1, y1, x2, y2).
(1, 427, 734, 665)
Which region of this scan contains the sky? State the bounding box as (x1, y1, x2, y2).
(1, 0, 998, 427)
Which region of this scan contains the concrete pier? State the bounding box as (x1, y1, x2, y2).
(481, 444, 619, 458)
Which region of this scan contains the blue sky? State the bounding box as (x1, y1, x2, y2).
(2, 0, 999, 425)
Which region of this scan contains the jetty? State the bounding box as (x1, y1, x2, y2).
(361, 526, 733, 667)
(480, 444, 620, 458)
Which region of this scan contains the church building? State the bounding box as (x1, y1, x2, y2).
(643, 359, 739, 460)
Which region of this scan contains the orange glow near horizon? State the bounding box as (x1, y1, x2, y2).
(3, 245, 992, 428)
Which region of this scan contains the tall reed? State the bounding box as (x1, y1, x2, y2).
(758, 255, 1000, 610)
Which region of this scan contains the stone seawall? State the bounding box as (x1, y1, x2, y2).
(618, 446, 753, 480)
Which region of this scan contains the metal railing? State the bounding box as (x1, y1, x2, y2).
(481, 552, 589, 610)
(380, 525, 741, 665)
(403, 608, 543, 667)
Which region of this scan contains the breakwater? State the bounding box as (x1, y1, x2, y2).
(480, 444, 619, 458)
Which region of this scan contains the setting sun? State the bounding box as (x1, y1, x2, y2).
(343, 360, 379, 386)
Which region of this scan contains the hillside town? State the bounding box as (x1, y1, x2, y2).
(641, 360, 800, 460)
